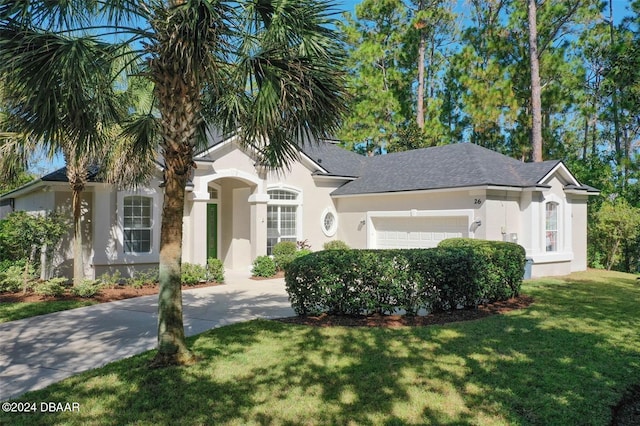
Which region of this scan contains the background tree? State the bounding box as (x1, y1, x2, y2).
(528, 0, 542, 161)
(0, 0, 346, 366)
(338, 0, 410, 155)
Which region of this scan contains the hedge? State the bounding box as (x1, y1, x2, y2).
(285, 241, 525, 316)
(437, 238, 526, 299)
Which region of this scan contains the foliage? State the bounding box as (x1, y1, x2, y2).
(438, 238, 526, 298)
(34, 278, 68, 297)
(0, 0, 348, 363)
(125, 269, 158, 289)
(272, 241, 299, 271)
(181, 263, 207, 286)
(206, 258, 224, 283)
(0, 211, 68, 263)
(252, 256, 277, 278)
(2, 270, 637, 425)
(322, 240, 350, 250)
(590, 198, 640, 271)
(70, 279, 103, 298)
(0, 170, 35, 195)
(98, 270, 122, 289)
(285, 243, 525, 316)
(0, 262, 35, 293)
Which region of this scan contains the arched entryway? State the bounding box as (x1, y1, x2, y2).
(184, 169, 267, 271)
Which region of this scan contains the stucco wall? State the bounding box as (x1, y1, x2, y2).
(335, 190, 482, 249)
(569, 195, 589, 272)
(265, 164, 341, 251)
(53, 190, 94, 279)
(14, 189, 55, 215)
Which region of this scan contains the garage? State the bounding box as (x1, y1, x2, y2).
(372, 216, 469, 249)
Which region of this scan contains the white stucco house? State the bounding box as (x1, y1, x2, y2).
(0, 136, 599, 279)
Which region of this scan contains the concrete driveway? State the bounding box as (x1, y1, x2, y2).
(0, 270, 294, 401)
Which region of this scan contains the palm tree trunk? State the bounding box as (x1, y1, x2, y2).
(72, 186, 83, 285)
(154, 151, 195, 365)
(151, 60, 199, 366)
(65, 153, 88, 286)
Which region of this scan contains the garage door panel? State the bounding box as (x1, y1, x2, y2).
(373, 216, 468, 249)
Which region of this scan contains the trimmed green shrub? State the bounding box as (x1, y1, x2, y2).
(0, 261, 35, 293)
(285, 243, 526, 316)
(438, 238, 526, 298)
(126, 269, 158, 289)
(323, 240, 350, 250)
(181, 263, 207, 285)
(272, 241, 298, 271)
(207, 257, 225, 283)
(252, 256, 277, 278)
(70, 279, 103, 298)
(99, 270, 122, 288)
(35, 278, 68, 297)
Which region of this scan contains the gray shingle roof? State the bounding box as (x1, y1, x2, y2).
(40, 165, 102, 183)
(299, 140, 366, 177)
(329, 143, 586, 196)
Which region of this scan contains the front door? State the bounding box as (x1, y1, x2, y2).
(207, 203, 218, 259)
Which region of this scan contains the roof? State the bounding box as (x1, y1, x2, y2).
(298, 140, 366, 178)
(330, 143, 594, 196)
(39, 165, 102, 183)
(2, 137, 597, 200)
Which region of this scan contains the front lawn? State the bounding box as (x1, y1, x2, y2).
(1, 269, 639, 425)
(0, 300, 96, 323)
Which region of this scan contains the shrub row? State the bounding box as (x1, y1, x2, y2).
(285, 240, 525, 316)
(437, 238, 525, 297)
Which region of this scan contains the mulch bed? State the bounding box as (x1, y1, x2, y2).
(0, 281, 223, 304)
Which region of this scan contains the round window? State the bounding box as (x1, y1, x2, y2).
(321, 209, 337, 237)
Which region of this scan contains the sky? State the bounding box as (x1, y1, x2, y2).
(37, 0, 634, 175)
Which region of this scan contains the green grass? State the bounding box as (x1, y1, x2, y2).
(0, 300, 96, 323)
(2, 269, 639, 425)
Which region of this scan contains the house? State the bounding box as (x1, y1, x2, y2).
(0, 137, 599, 279)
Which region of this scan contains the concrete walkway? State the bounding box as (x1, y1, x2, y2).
(0, 270, 294, 401)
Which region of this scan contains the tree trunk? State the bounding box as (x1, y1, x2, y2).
(608, 0, 621, 157)
(416, 2, 426, 130)
(528, 0, 543, 162)
(153, 152, 195, 366)
(65, 155, 88, 286)
(151, 56, 200, 367)
(72, 186, 84, 285)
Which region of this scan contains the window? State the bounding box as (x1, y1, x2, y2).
(321, 208, 338, 237)
(208, 187, 218, 200)
(545, 202, 558, 252)
(267, 189, 299, 254)
(124, 196, 153, 253)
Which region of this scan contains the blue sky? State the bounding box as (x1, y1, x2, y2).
(37, 0, 633, 174)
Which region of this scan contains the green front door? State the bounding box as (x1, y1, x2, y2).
(207, 204, 218, 259)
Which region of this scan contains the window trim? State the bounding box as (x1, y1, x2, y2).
(321, 207, 338, 237)
(123, 195, 153, 254)
(117, 189, 159, 260)
(545, 201, 558, 253)
(266, 185, 303, 254)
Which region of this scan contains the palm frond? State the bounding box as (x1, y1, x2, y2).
(223, 0, 348, 169)
(0, 26, 124, 157)
(101, 113, 160, 189)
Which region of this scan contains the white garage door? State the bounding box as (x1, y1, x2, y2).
(373, 216, 469, 249)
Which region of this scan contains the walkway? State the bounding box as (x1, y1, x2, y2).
(0, 270, 294, 401)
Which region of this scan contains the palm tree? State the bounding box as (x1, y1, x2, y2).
(0, 1, 346, 366)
